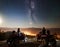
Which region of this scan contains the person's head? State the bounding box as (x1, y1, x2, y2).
(42, 27, 46, 34)
(42, 27, 46, 30)
(12, 30, 15, 34)
(17, 28, 20, 32)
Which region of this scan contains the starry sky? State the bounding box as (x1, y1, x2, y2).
(0, 0, 60, 28)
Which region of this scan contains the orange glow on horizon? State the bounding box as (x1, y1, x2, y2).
(57, 35, 60, 39)
(23, 31, 36, 36)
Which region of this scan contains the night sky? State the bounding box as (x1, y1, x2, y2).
(0, 0, 60, 28)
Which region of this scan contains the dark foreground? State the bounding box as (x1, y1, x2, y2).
(0, 42, 39, 47)
(0, 43, 60, 47)
(0, 41, 60, 47)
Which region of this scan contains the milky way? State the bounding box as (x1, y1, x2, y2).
(25, 0, 38, 26)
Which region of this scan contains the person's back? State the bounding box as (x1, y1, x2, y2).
(49, 35, 56, 46)
(7, 31, 16, 47)
(11, 31, 16, 40)
(46, 30, 50, 41)
(46, 35, 56, 47)
(16, 28, 22, 44)
(41, 27, 47, 39)
(11, 31, 16, 47)
(42, 27, 46, 35)
(16, 28, 21, 39)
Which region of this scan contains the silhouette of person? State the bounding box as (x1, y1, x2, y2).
(47, 30, 50, 35)
(46, 30, 51, 47)
(16, 28, 21, 44)
(7, 31, 16, 47)
(17, 28, 21, 37)
(49, 35, 56, 47)
(37, 31, 42, 42)
(46, 30, 56, 47)
(17, 28, 25, 42)
(17, 28, 22, 39)
(38, 27, 47, 47)
(41, 27, 47, 39)
(11, 31, 17, 47)
(42, 27, 46, 35)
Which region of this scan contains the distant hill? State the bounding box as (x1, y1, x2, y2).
(0, 27, 60, 35)
(47, 28, 60, 35)
(0, 27, 17, 32)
